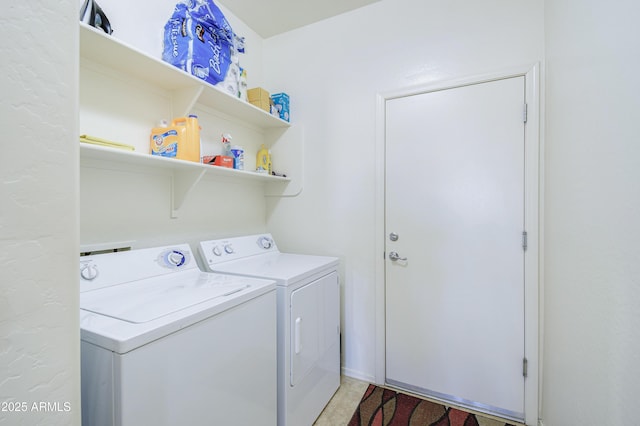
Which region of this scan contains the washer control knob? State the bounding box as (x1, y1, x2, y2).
(224, 244, 234, 254)
(212, 246, 222, 256)
(80, 264, 99, 281)
(257, 236, 273, 249)
(159, 249, 187, 268)
(167, 251, 185, 266)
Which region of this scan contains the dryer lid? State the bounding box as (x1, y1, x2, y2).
(80, 270, 250, 323)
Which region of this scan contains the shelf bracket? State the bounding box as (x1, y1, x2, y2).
(172, 85, 204, 117)
(171, 168, 206, 218)
(264, 126, 304, 197)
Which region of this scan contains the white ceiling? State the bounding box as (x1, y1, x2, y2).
(221, 0, 382, 38)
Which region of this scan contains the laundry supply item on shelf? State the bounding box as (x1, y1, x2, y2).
(162, 0, 245, 91)
(80, 135, 135, 151)
(270, 93, 290, 122)
(149, 115, 201, 162)
(203, 155, 234, 168)
(219, 133, 244, 169)
(239, 68, 248, 101)
(172, 115, 201, 162)
(221, 133, 233, 156)
(256, 144, 271, 174)
(230, 146, 244, 170)
(80, 0, 113, 35)
(247, 87, 272, 113)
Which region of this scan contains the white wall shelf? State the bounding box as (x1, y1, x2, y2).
(79, 23, 299, 217)
(79, 23, 290, 128)
(80, 144, 290, 217)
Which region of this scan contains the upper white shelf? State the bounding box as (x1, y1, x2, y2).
(79, 23, 290, 129)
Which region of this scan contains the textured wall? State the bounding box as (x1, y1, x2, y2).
(543, 0, 640, 424)
(0, 1, 80, 425)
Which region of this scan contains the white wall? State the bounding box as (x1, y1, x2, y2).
(0, 1, 80, 425)
(263, 0, 544, 382)
(543, 1, 640, 425)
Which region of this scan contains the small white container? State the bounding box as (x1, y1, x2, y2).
(230, 146, 244, 170)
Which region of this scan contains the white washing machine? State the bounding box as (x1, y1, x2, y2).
(79, 243, 277, 426)
(198, 234, 340, 426)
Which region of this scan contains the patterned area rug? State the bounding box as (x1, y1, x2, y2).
(348, 385, 516, 426)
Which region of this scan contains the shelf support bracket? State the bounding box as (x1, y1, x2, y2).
(172, 85, 204, 117)
(171, 168, 206, 218)
(264, 126, 304, 197)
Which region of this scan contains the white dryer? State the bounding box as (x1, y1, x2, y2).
(198, 234, 340, 426)
(80, 243, 277, 426)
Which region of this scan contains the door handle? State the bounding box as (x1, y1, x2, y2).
(295, 317, 302, 354)
(388, 251, 407, 261)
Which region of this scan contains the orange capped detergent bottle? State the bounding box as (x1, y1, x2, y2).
(171, 115, 201, 162)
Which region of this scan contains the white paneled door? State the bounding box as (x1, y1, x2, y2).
(385, 77, 526, 421)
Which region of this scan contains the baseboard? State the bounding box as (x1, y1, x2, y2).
(341, 366, 375, 384)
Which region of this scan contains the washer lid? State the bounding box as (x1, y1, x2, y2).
(210, 252, 339, 285)
(80, 269, 250, 323)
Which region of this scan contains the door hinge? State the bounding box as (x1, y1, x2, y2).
(523, 357, 528, 377)
(522, 231, 528, 251)
(523, 103, 528, 123)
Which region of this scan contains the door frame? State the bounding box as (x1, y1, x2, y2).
(374, 64, 541, 426)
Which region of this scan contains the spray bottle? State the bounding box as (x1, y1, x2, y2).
(221, 134, 233, 157)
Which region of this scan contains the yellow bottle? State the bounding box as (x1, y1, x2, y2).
(171, 115, 201, 162)
(256, 144, 269, 173)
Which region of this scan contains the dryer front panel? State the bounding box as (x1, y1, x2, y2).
(289, 271, 339, 386)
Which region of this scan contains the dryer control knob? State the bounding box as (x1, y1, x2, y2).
(80, 264, 98, 281)
(224, 244, 234, 254)
(258, 236, 273, 249)
(212, 246, 222, 256)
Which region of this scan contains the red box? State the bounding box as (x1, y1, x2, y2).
(204, 155, 234, 168)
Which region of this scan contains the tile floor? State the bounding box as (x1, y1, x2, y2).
(314, 376, 369, 425)
(313, 376, 524, 426)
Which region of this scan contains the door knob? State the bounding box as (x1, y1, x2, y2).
(388, 251, 407, 261)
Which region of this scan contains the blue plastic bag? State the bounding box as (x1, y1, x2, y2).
(162, 0, 236, 86)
